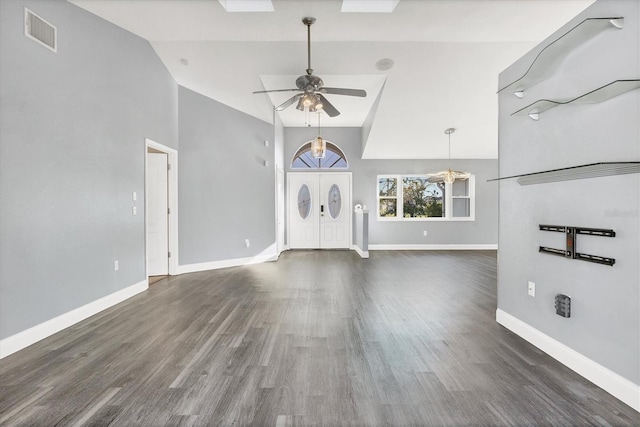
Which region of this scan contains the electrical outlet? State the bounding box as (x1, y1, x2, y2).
(245, 239, 250, 248)
(114, 260, 119, 271)
(423, 230, 428, 237)
(528, 281, 535, 297)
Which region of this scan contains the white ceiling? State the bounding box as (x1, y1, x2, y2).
(69, 0, 595, 159)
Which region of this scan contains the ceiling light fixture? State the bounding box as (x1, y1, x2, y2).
(430, 128, 471, 184)
(311, 113, 326, 159)
(297, 93, 324, 113)
(253, 17, 366, 117)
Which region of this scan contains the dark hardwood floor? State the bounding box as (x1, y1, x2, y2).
(1, 250, 638, 426)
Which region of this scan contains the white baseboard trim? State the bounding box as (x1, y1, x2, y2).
(369, 244, 498, 251)
(0, 280, 148, 359)
(496, 309, 640, 412)
(353, 245, 370, 259)
(178, 252, 278, 275)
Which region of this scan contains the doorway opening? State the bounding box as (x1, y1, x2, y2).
(145, 139, 178, 283)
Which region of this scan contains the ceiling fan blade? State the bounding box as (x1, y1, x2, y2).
(316, 93, 340, 117)
(253, 88, 299, 94)
(320, 87, 367, 97)
(275, 94, 302, 111)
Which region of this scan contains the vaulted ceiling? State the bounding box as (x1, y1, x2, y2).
(69, 0, 594, 159)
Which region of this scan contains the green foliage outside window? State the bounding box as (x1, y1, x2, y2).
(378, 177, 398, 217)
(402, 178, 444, 218)
(377, 174, 473, 221)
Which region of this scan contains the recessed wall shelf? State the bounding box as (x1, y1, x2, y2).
(488, 162, 640, 185)
(511, 79, 640, 120)
(498, 17, 624, 97)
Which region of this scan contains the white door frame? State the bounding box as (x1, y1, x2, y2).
(276, 167, 285, 256)
(145, 138, 179, 276)
(287, 172, 352, 249)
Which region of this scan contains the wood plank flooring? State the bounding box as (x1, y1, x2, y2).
(1, 250, 638, 426)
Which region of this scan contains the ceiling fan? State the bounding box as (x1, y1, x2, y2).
(252, 17, 367, 117)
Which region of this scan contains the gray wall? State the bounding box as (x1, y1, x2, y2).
(178, 87, 275, 264)
(0, 0, 178, 339)
(497, 0, 639, 383)
(284, 127, 498, 246)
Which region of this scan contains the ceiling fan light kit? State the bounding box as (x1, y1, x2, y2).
(253, 17, 367, 118)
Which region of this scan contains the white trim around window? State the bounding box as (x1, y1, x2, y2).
(377, 174, 475, 221)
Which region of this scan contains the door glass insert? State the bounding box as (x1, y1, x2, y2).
(328, 184, 342, 219)
(297, 184, 312, 219)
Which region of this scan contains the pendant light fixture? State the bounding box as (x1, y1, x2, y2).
(430, 128, 470, 183)
(443, 128, 456, 184)
(311, 112, 326, 158)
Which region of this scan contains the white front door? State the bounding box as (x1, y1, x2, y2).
(147, 152, 169, 275)
(288, 173, 351, 249)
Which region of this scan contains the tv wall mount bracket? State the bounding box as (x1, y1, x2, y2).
(539, 224, 616, 266)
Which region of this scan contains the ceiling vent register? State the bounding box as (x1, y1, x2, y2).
(24, 8, 57, 53)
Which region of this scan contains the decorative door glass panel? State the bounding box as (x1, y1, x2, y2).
(328, 184, 342, 219)
(297, 184, 312, 219)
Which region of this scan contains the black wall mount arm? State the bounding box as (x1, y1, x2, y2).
(539, 224, 616, 266)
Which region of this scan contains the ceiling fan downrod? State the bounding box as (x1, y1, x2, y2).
(302, 17, 316, 75)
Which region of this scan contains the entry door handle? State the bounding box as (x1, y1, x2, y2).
(320, 204, 324, 216)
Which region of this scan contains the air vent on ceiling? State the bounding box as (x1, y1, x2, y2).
(24, 8, 57, 53)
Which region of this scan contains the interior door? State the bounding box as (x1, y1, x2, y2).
(147, 152, 169, 275)
(288, 173, 351, 249)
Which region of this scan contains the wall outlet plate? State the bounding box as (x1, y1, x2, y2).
(528, 281, 535, 297)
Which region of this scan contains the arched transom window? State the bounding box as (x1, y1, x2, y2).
(291, 141, 348, 169)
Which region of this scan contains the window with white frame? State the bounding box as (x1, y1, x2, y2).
(291, 141, 348, 169)
(377, 175, 475, 221)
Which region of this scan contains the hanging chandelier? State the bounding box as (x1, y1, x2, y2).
(310, 112, 326, 158)
(430, 128, 470, 183)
